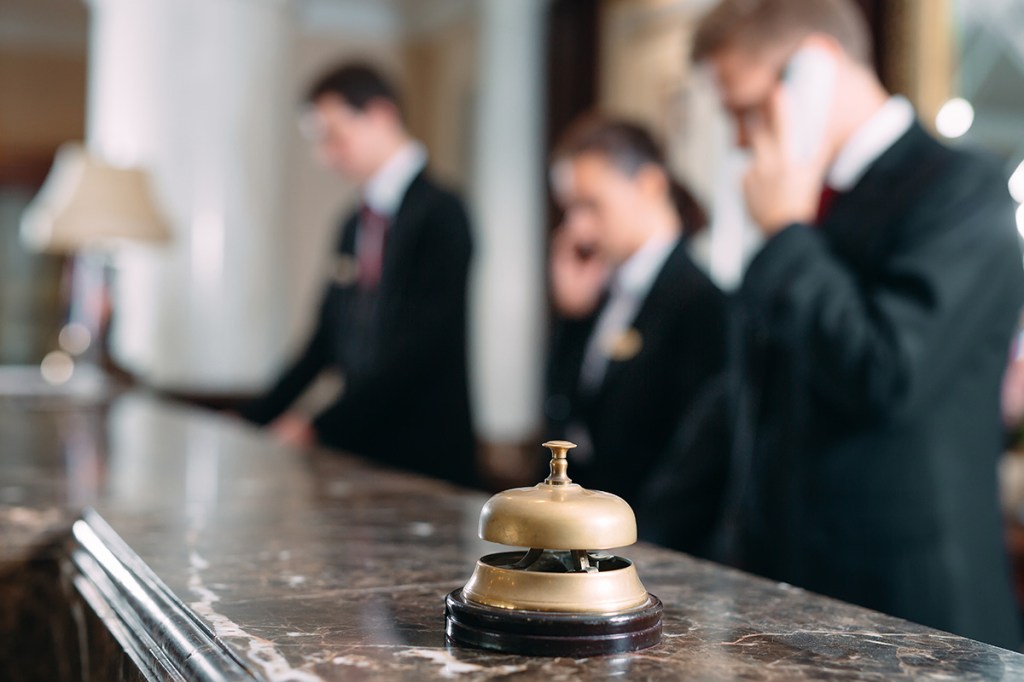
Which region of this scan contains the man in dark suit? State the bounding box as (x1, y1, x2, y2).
(694, 0, 1024, 648)
(242, 63, 476, 487)
(545, 116, 729, 556)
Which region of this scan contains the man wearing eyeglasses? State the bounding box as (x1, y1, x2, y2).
(242, 63, 476, 488)
(694, 0, 1023, 648)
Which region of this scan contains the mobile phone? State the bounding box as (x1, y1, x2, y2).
(781, 46, 837, 161)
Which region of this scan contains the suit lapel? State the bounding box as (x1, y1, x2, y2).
(329, 213, 361, 288)
(331, 172, 429, 297)
(595, 240, 688, 398)
(378, 171, 429, 293)
(337, 212, 359, 254)
(821, 123, 941, 270)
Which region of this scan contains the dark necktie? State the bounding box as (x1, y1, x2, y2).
(815, 185, 841, 226)
(358, 205, 389, 290)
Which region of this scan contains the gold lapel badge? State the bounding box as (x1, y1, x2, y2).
(605, 328, 643, 362)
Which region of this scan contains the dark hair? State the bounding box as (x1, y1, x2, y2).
(552, 114, 708, 236)
(305, 62, 403, 118)
(692, 0, 872, 65)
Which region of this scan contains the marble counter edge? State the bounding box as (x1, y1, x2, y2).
(66, 508, 258, 682)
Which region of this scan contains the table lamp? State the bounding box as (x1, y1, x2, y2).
(19, 143, 171, 383)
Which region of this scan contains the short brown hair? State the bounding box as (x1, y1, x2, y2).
(691, 0, 872, 65)
(306, 62, 403, 119)
(552, 115, 708, 235)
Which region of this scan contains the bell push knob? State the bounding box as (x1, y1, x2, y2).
(542, 440, 575, 485)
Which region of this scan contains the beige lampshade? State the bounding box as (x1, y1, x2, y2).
(21, 143, 172, 254)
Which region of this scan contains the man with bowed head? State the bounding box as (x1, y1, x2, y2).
(243, 63, 476, 488)
(694, 0, 1024, 647)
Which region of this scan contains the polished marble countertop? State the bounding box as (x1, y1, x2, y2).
(2, 390, 1023, 680)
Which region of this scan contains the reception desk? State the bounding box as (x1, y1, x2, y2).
(1, 388, 1022, 680)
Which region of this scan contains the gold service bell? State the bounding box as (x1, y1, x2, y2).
(445, 441, 663, 656)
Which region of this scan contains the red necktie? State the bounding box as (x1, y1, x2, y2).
(358, 205, 389, 290)
(815, 185, 840, 226)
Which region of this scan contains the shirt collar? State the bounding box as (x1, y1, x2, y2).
(613, 232, 679, 298)
(827, 95, 915, 192)
(362, 140, 428, 217)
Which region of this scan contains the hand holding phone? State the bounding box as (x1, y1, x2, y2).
(549, 226, 609, 319)
(741, 45, 837, 235)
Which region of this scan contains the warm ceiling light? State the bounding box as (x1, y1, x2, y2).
(1009, 160, 1024, 204)
(935, 98, 975, 139)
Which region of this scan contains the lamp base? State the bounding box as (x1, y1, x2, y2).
(444, 588, 662, 657)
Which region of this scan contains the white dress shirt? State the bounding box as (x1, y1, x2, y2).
(353, 141, 427, 289)
(579, 232, 680, 392)
(362, 140, 428, 218)
(827, 95, 915, 192)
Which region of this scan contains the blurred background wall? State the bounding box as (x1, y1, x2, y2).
(0, 0, 86, 363)
(1, 0, 1022, 453)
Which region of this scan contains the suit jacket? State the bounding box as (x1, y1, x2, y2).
(546, 240, 729, 556)
(243, 171, 476, 487)
(734, 121, 1023, 649)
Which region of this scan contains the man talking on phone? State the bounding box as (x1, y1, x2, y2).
(693, 0, 1023, 648)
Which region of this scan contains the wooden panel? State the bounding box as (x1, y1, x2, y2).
(0, 48, 86, 157)
(402, 18, 478, 188)
(545, 0, 600, 231)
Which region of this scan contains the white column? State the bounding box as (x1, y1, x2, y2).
(469, 0, 547, 443)
(86, 0, 294, 392)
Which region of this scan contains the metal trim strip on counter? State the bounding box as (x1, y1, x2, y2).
(67, 508, 257, 682)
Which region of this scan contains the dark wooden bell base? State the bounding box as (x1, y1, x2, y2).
(444, 588, 663, 657)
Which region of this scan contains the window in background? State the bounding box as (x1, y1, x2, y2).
(947, 0, 1024, 164)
